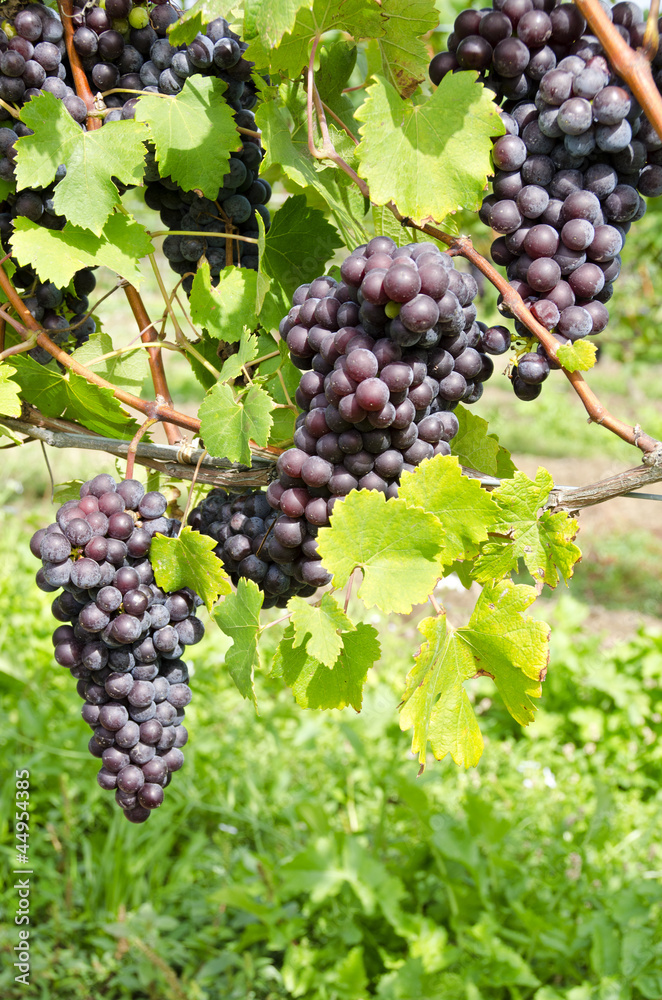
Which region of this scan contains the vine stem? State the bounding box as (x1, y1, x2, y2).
(575, 0, 662, 142)
(148, 230, 259, 244)
(0, 262, 201, 434)
(58, 0, 100, 131)
(123, 284, 182, 445)
(126, 417, 159, 479)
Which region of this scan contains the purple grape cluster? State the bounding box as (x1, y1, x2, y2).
(261, 236, 497, 581)
(29, 474, 203, 823)
(188, 488, 319, 608)
(429, 0, 662, 400)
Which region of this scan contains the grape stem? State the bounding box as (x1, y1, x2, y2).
(643, 0, 661, 61)
(0, 262, 202, 434)
(123, 284, 183, 445)
(125, 416, 159, 479)
(148, 230, 259, 244)
(58, 0, 101, 131)
(575, 0, 662, 142)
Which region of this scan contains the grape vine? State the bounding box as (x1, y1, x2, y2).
(1, 0, 662, 816)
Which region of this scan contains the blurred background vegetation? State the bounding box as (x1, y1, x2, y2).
(2, 2, 662, 993)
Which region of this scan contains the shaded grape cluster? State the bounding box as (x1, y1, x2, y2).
(188, 488, 319, 608)
(29, 475, 203, 823)
(429, 0, 662, 400)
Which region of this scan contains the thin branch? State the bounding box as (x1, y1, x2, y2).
(318, 100, 359, 144)
(126, 417, 159, 479)
(575, 0, 662, 142)
(58, 0, 100, 130)
(124, 284, 182, 445)
(180, 448, 208, 526)
(429, 592, 443, 616)
(40, 440, 55, 503)
(0, 333, 38, 362)
(0, 98, 20, 119)
(0, 263, 201, 435)
(643, 0, 661, 61)
(148, 230, 259, 244)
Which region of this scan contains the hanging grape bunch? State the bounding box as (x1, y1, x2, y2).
(191, 236, 505, 603)
(29, 475, 204, 824)
(430, 0, 662, 400)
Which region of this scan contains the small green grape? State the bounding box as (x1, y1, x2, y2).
(385, 301, 401, 319)
(128, 6, 149, 29)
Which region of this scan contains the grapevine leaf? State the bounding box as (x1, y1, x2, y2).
(459, 579, 549, 725)
(256, 333, 299, 446)
(9, 356, 139, 438)
(135, 77, 240, 199)
(0, 365, 21, 417)
(377, 0, 439, 98)
(316, 41, 358, 135)
(399, 613, 483, 769)
(474, 468, 582, 589)
(168, 0, 229, 44)
(256, 93, 369, 249)
(198, 382, 274, 464)
(63, 374, 140, 438)
(7, 354, 65, 414)
(213, 578, 264, 706)
(244, 0, 315, 48)
(71, 333, 149, 394)
(252, 0, 384, 78)
(150, 525, 231, 612)
(216, 329, 259, 383)
(555, 339, 598, 372)
(355, 73, 503, 225)
(316, 491, 445, 613)
(289, 592, 355, 667)
(10, 215, 153, 288)
(273, 621, 379, 711)
(16, 94, 148, 234)
(189, 261, 258, 342)
(372, 204, 412, 247)
(52, 481, 85, 503)
(399, 455, 498, 564)
(451, 404, 515, 478)
(258, 194, 343, 329)
(400, 580, 549, 768)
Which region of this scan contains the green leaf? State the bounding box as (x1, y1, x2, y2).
(10, 215, 153, 288)
(190, 261, 258, 343)
(16, 94, 148, 235)
(399, 455, 498, 564)
(0, 364, 21, 417)
(474, 468, 582, 589)
(377, 0, 439, 97)
(168, 0, 229, 44)
(213, 578, 264, 706)
(256, 94, 369, 250)
(256, 334, 299, 446)
(355, 73, 503, 225)
(555, 339, 598, 372)
(400, 580, 550, 768)
(150, 525, 231, 611)
(289, 592, 355, 667)
(187, 331, 224, 391)
(316, 41, 359, 136)
(258, 194, 343, 329)
(253, 0, 383, 78)
(244, 0, 315, 48)
(316, 491, 445, 613)
(399, 613, 484, 769)
(9, 355, 140, 439)
(273, 621, 379, 711)
(71, 333, 149, 394)
(135, 77, 240, 200)
(451, 404, 515, 478)
(459, 579, 549, 725)
(215, 329, 259, 383)
(198, 382, 274, 464)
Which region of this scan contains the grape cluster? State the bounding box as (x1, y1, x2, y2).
(429, 0, 662, 400)
(253, 236, 498, 584)
(29, 474, 203, 823)
(188, 488, 319, 608)
(8, 264, 98, 364)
